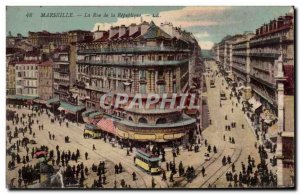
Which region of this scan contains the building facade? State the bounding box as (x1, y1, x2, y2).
(7, 61, 16, 95)
(38, 60, 53, 101)
(53, 47, 71, 100)
(15, 61, 39, 97)
(76, 21, 201, 142)
(249, 13, 294, 119)
(232, 33, 255, 100)
(213, 11, 295, 188)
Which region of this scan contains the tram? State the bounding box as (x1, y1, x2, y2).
(83, 124, 101, 139)
(220, 90, 227, 100)
(134, 149, 161, 174)
(210, 79, 215, 88)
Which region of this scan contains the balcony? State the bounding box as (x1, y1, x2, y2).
(54, 75, 70, 81)
(232, 64, 246, 74)
(250, 36, 281, 47)
(77, 59, 189, 67)
(53, 58, 69, 63)
(251, 85, 277, 106)
(252, 66, 269, 73)
(232, 53, 247, 57)
(78, 46, 190, 54)
(249, 52, 280, 58)
(85, 85, 111, 93)
(54, 69, 69, 74)
(250, 74, 275, 89)
(233, 44, 247, 50)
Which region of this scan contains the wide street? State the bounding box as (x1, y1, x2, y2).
(6, 60, 268, 189)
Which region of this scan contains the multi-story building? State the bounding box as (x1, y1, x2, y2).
(38, 60, 53, 101)
(53, 47, 71, 100)
(6, 48, 24, 95)
(249, 13, 294, 120)
(77, 21, 201, 142)
(7, 61, 16, 95)
(212, 44, 220, 63)
(15, 61, 39, 98)
(214, 11, 295, 187)
(28, 30, 92, 49)
(218, 40, 226, 71)
(231, 33, 255, 100)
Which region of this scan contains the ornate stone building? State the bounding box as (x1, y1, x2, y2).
(77, 21, 202, 142)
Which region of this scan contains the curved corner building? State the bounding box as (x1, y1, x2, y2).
(77, 21, 202, 142)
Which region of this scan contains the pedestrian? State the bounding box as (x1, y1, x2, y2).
(151, 177, 155, 188)
(85, 152, 88, 160)
(166, 162, 169, 171)
(162, 170, 167, 181)
(201, 166, 205, 177)
(132, 172, 136, 181)
(93, 144, 96, 150)
(232, 163, 235, 172)
(213, 146, 217, 153)
(169, 173, 174, 182)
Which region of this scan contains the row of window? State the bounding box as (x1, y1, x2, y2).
(16, 65, 38, 70)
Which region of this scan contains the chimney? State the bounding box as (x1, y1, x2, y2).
(140, 21, 150, 35)
(129, 23, 138, 36)
(119, 25, 127, 38)
(109, 26, 119, 39)
(160, 22, 173, 37)
(94, 31, 104, 40)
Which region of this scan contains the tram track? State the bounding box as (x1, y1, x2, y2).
(199, 147, 242, 188)
(9, 108, 149, 189)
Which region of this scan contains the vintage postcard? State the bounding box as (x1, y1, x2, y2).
(6, 6, 295, 189)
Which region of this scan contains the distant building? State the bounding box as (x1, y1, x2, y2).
(7, 61, 16, 95)
(231, 33, 255, 100)
(15, 61, 39, 98)
(53, 47, 71, 100)
(38, 60, 53, 101)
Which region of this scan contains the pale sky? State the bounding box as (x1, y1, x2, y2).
(7, 6, 292, 49)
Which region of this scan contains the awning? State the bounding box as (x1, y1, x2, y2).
(33, 99, 47, 104)
(47, 97, 60, 105)
(84, 124, 99, 131)
(123, 82, 132, 86)
(237, 86, 244, 91)
(227, 74, 234, 80)
(58, 107, 64, 111)
(251, 101, 262, 112)
(89, 112, 102, 119)
(7, 95, 38, 100)
(248, 97, 256, 104)
(59, 102, 85, 114)
(248, 97, 262, 112)
(97, 117, 116, 135)
(82, 109, 96, 117)
(267, 123, 278, 139)
(281, 132, 294, 138)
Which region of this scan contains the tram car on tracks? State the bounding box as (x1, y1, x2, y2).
(210, 79, 215, 88)
(134, 149, 161, 175)
(220, 90, 227, 100)
(83, 124, 101, 139)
